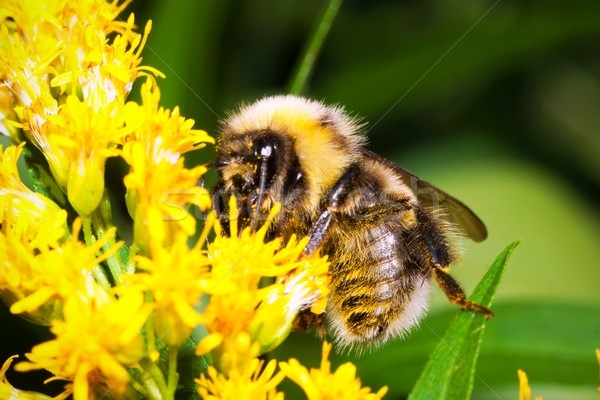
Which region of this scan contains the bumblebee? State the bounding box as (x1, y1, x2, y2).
(214, 95, 490, 350)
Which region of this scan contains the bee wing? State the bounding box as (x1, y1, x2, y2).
(359, 148, 487, 242)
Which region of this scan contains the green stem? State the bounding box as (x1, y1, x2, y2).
(92, 199, 125, 284)
(139, 358, 168, 400)
(127, 368, 150, 400)
(94, 221, 124, 285)
(82, 216, 112, 292)
(287, 0, 343, 94)
(167, 346, 179, 397)
(145, 292, 157, 353)
(127, 243, 139, 274)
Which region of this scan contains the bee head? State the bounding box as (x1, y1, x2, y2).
(216, 129, 288, 198)
(217, 95, 365, 215)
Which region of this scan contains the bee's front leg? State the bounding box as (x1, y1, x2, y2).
(302, 165, 360, 257)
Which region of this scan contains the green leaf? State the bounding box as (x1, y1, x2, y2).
(174, 337, 209, 399)
(22, 143, 67, 208)
(287, 0, 343, 95)
(408, 239, 522, 400)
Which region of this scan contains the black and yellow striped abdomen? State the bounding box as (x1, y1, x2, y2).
(325, 218, 434, 349)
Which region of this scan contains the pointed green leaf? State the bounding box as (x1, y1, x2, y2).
(408, 239, 522, 400)
(22, 143, 67, 207)
(174, 336, 209, 399)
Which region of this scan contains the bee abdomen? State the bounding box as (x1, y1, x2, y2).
(328, 240, 431, 350)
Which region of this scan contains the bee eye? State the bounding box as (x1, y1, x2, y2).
(252, 131, 280, 184)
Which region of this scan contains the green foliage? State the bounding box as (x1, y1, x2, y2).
(408, 240, 520, 400)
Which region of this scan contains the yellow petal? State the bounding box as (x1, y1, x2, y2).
(196, 333, 223, 356)
(102, 63, 131, 84)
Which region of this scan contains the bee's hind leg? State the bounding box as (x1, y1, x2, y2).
(431, 265, 494, 318)
(411, 204, 493, 318)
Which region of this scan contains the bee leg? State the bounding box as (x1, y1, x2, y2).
(211, 181, 232, 237)
(302, 209, 334, 257)
(411, 204, 493, 318)
(431, 265, 494, 318)
(292, 310, 327, 335)
(302, 165, 360, 257)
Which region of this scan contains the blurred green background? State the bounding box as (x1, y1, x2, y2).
(2, 0, 600, 398)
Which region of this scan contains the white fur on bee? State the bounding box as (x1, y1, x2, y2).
(326, 279, 431, 353)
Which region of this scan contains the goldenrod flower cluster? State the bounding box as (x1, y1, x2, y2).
(0, 1, 387, 399)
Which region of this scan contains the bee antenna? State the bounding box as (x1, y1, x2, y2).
(250, 158, 269, 233)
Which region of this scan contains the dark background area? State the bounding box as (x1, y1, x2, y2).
(2, 0, 599, 399)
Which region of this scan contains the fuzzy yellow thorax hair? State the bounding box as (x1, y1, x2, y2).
(225, 95, 364, 211)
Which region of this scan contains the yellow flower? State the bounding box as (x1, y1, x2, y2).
(1, 0, 161, 215)
(123, 78, 213, 159)
(197, 290, 265, 372)
(517, 369, 542, 400)
(0, 355, 52, 400)
(0, 82, 19, 139)
(121, 78, 213, 249)
(279, 341, 388, 400)
(250, 237, 330, 353)
(0, 205, 67, 325)
(123, 143, 209, 250)
(196, 336, 285, 400)
(596, 348, 600, 393)
(202, 201, 288, 294)
(42, 94, 128, 215)
(0, 143, 64, 236)
(0, 143, 73, 324)
(198, 198, 331, 366)
(16, 291, 151, 400)
(0, 12, 61, 109)
(196, 201, 289, 365)
(5, 217, 121, 317)
(122, 213, 213, 345)
(54, 13, 160, 106)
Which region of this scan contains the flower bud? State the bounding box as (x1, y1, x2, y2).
(0, 289, 62, 326)
(67, 153, 105, 216)
(249, 289, 299, 354)
(0, 356, 52, 399)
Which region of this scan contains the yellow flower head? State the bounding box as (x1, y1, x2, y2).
(54, 12, 160, 105)
(16, 291, 151, 400)
(0, 204, 67, 325)
(0, 83, 19, 139)
(0, 355, 51, 400)
(48, 95, 127, 215)
(197, 201, 291, 364)
(121, 78, 213, 249)
(123, 78, 213, 159)
(196, 335, 285, 400)
(1, 0, 161, 216)
(6, 218, 121, 317)
(122, 216, 213, 346)
(279, 341, 388, 400)
(0, 143, 64, 235)
(123, 145, 209, 250)
(0, 12, 61, 109)
(198, 197, 330, 366)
